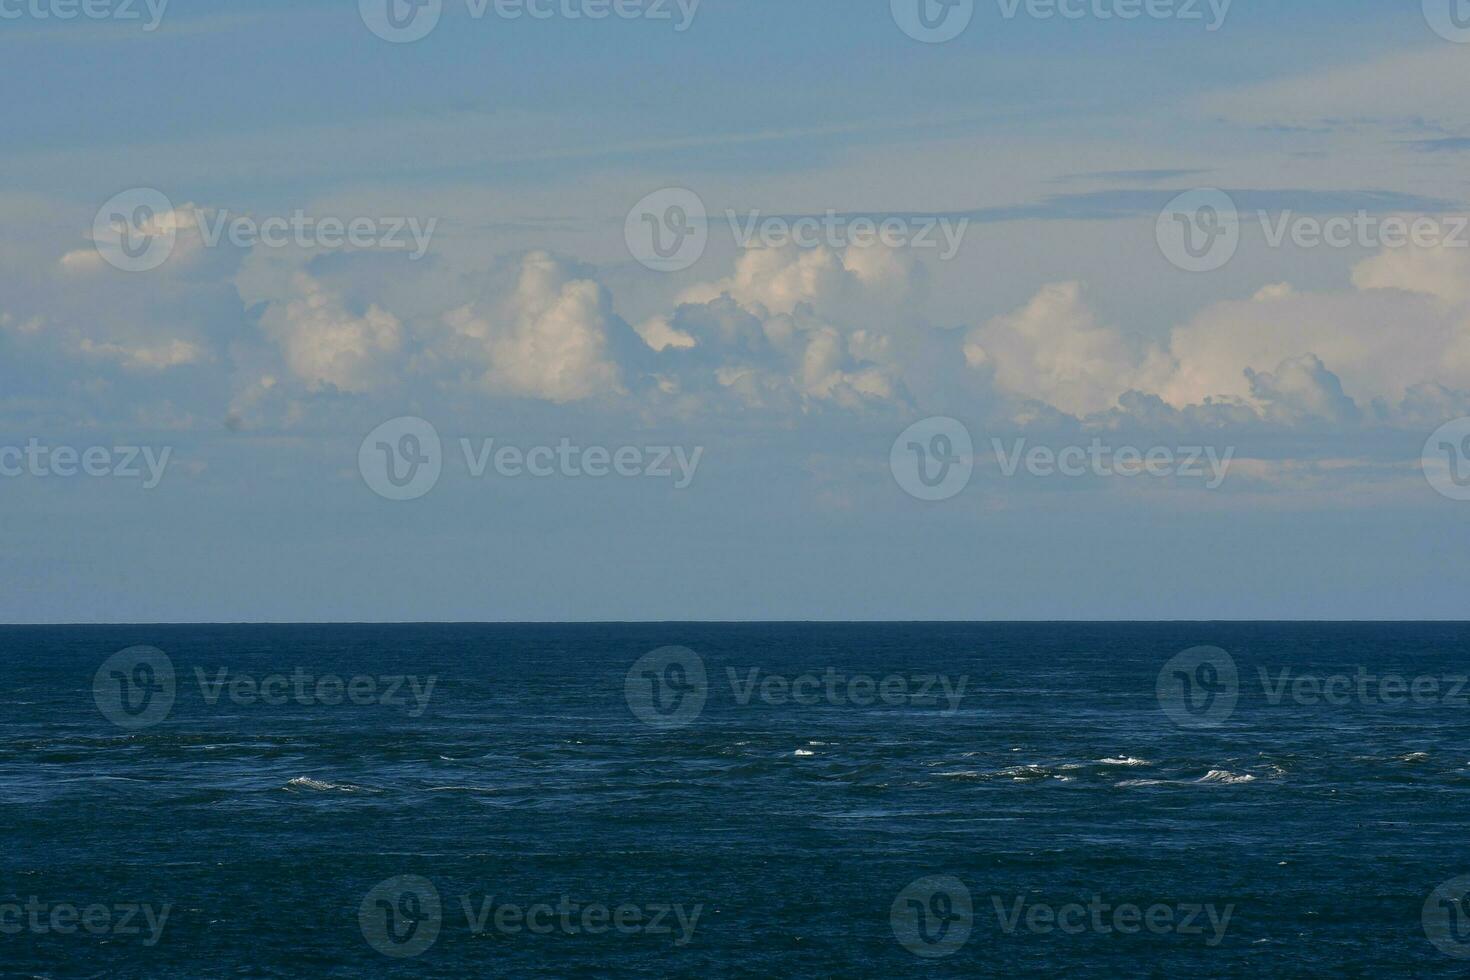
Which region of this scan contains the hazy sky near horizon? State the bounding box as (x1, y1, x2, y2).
(5, 0, 1470, 622)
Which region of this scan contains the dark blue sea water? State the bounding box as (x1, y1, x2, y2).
(5, 622, 1470, 977)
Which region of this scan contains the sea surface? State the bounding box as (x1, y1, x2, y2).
(4, 622, 1470, 977)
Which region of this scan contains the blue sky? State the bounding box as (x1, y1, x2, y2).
(4, 0, 1470, 621)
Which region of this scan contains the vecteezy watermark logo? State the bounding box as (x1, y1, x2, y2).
(1161, 647, 1470, 724)
(990, 894, 1234, 945)
(993, 438, 1233, 488)
(1423, 417, 1470, 501)
(1255, 211, 1470, 252)
(894, 425, 1233, 499)
(890, 417, 975, 502)
(459, 896, 701, 946)
(891, 0, 974, 42)
(94, 648, 439, 728)
(1425, 875, 1470, 958)
(360, 422, 705, 500)
(625, 647, 969, 728)
(193, 668, 437, 716)
(1156, 189, 1239, 273)
(0, 0, 170, 31)
(891, 876, 973, 958)
(626, 188, 707, 273)
(360, 876, 443, 959)
(359, 0, 443, 42)
(725, 210, 969, 260)
(193, 208, 436, 260)
(360, 876, 702, 956)
(625, 646, 708, 729)
(0, 898, 173, 946)
(1156, 646, 1239, 727)
(359, 417, 443, 501)
(727, 668, 967, 714)
(458, 437, 702, 487)
(891, 878, 1233, 953)
(630, 193, 970, 269)
(92, 188, 176, 273)
(93, 646, 176, 729)
(996, 0, 1230, 29)
(1159, 197, 1470, 270)
(361, 0, 699, 42)
(1424, 0, 1470, 43)
(0, 440, 172, 488)
(1257, 668, 1470, 707)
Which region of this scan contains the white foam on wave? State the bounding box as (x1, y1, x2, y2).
(1196, 769, 1256, 785)
(1117, 769, 1260, 788)
(996, 765, 1050, 780)
(793, 749, 815, 757)
(284, 776, 376, 794)
(1097, 757, 1150, 767)
(937, 764, 1054, 781)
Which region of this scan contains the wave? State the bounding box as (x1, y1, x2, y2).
(1196, 769, 1257, 785)
(1118, 769, 1260, 788)
(283, 777, 377, 794)
(994, 765, 1051, 780)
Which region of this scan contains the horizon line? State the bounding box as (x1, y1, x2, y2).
(3, 619, 1468, 627)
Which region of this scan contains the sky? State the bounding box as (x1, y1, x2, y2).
(3, 0, 1470, 622)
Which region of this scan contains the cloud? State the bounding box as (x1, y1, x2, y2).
(632, 314, 696, 352)
(1351, 242, 1470, 307)
(677, 242, 916, 319)
(61, 202, 231, 278)
(649, 246, 914, 412)
(0, 313, 43, 336)
(259, 274, 403, 394)
(964, 281, 1173, 417)
(969, 244, 1470, 425)
(77, 337, 205, 371)
(0, 197, 246, 429)
(440, 251, 629, 403)
(1245, 353, 1360, 425)
(18, 179, 1469, 444)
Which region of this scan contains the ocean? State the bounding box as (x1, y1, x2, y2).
(4, 622, 1469, 976)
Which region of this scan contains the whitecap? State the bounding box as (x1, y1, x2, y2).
(794, 749, 815, 757)
(1097, 757, 1150, 767)
(1196, 769, 1256, 785)
(996, 765, 1049, 780)
(284, 776, 375, 794)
